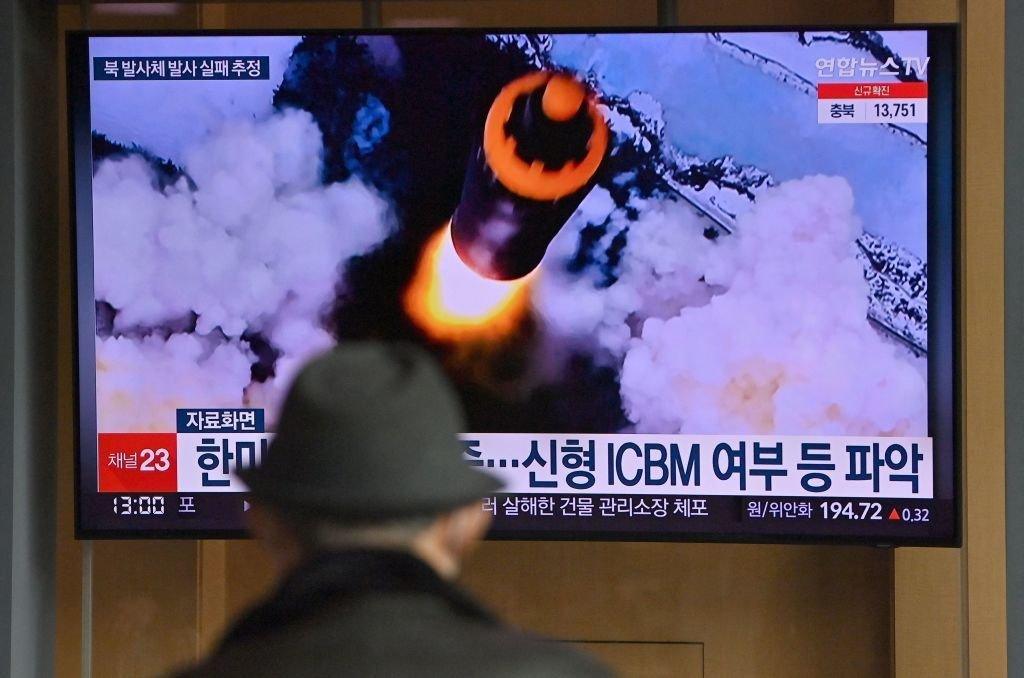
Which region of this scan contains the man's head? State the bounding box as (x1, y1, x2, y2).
(237, 342, 501, 578)
(246, 502, 493, 579)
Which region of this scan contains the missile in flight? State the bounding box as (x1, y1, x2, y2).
(450, 71, 610, 281)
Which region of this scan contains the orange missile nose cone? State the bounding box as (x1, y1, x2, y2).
(483, 71, 609, 201)
(542, 74, 586, 122)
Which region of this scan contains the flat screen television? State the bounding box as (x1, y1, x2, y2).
(69, 26, 958, 544)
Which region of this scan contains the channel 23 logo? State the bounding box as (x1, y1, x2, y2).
(98, 433, 177, 492)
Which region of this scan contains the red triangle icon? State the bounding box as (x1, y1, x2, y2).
(888, 508, 900, 521)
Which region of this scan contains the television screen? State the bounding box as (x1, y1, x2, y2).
(69, 27, 957, 543)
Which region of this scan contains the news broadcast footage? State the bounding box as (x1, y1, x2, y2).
(72, 29, 957, 542)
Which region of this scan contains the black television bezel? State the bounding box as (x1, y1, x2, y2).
(68, 24, 961, 546)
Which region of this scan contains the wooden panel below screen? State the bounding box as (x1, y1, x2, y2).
(570, 641, 703, 678)
(461, 541, 891, 678)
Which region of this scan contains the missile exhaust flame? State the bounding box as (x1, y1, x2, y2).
(404, 222, 533, 342)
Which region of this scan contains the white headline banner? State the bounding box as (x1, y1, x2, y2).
(183, 432, 932, 499)
(460, 433, 933, 499)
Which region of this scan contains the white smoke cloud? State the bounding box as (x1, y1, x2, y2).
(535, 188, 717, 358)
(93, 109, 394, 430)
(96, 333, 254, 432)
(243, 317, 336, 416)
(618, 175, 927, 436)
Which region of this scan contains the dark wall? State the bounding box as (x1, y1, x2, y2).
(1007, 0, 1023, 674)
(0, 0, 58, 675)
(0, 0, 14, 669)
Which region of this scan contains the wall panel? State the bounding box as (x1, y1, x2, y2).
(890, 1, 1008, 677)
(957, 0, 1008, 670)
(208, 2, 361, 29)
(672, 0, 890, 25)
(462, 542, 890, 677)
(382, 0, 657, 28)
(90, 542, 200, 678)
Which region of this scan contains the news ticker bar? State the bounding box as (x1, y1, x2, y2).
(82, 491, 949, 538)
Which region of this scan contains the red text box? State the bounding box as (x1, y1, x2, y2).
(817, 82, 929, 99)
(98, 433, 178, 492)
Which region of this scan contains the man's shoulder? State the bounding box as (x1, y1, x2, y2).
(337, 593, 613, 677)
(173, 593, 612, 678)
(482, 635, 613, 678)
